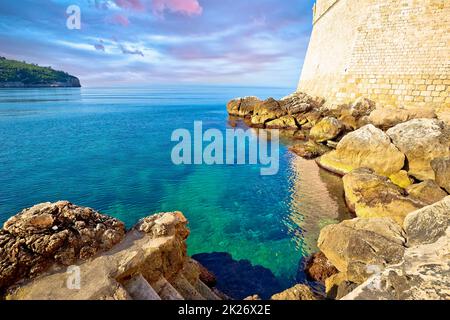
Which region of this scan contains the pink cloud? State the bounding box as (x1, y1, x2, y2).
(114, 0, 145, 11)
(111, 14, 130, 26)
(152, 0, 203, 16)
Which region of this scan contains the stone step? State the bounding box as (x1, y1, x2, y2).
(152, 277, 185, 300)
(171, 275, 206, 300)
(123, 274, 161, 300)
(194, 280, 221, 300)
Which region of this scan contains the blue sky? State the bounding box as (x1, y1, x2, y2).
(0, 0, 315, 87)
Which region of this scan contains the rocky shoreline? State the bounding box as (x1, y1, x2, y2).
(226, 92, 449, 300)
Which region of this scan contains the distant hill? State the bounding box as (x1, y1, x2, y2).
(0, 57, 81, 88)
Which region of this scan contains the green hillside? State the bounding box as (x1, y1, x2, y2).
(0, 57, 80, 87)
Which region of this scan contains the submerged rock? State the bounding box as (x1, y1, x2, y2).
(317, 124, 405, 176)
(271, 284, 318, 300)
(343, 168, 426, 225)
(310, 117, 343, 142)
(0, 201, 125, 291)
(386, 119, 450, 181)
(318, 217, 406, 284)
(431, 157, 450, 194)
(304, 252, 338, 283)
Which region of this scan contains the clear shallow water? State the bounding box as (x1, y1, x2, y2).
(0, 86, 349, 298)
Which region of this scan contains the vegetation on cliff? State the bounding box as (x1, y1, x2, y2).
(0, 57, 80, 87)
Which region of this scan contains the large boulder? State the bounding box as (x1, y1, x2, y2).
(317, 125, 405, 176)
(0, 201, 126, 291)
(403, 196, 450, 247)
(304, 252, 338, 283)
(271, 284, 318, 300)
(343, 168, 425, 224)
(386, 119, 450, 181)
(251, 98, 286, 126)
(406, 180, 448, 205)
(289, 141, 331, 159)
(318, 218, 406, 284)
(279, 92, 322, 115)
(226, 96, 262, 117)
(368, 106, 436, 130)
(431, 157, 450, 193)
(310, 117, 343, 142)
(342, 227, 449, 300)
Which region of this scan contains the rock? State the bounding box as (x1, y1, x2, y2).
(343, 168, 425, 224)
(342, 227, 449, 300)
(304, 252, 338, 282)
(310, 117, 343, 142)
(318, 217, 406, 284)
(403, 196, 450, 247)
(266, 115, 298, 129)
(406, 180, 448, 205)
(431, 157, 450, 193)
(295, 110, 322, 128)
(251, 98, 286, 126)
(386, 119, 450, 181)
(389, 170, 413, 188)
(317, 124, 405, 176)
(244, 295, 261, 300)
(279, 92, 322, 115)
(226, 96, 262, 117)
(289, 141, 331, 159)
(349, 97, 376, 119)
(0, 201, 125, 291)
(271, 284, 318, 300)
(368, 106, 436, 130)
(325, 273, 358, 300)
(436, 107, 450, 125)
(194, 260, 217, 288)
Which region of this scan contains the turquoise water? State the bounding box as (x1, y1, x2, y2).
(0, 86, 349, 298)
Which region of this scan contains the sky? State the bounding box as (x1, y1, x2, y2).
(0, 0, 316, 87)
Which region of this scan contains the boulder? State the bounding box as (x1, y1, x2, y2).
(279, 92, 322, 115)
(318, 217, 406, 284)
(310, 117, 343, 142)
(389, 170, 413, 189)
(294, 110, 322, 128)
(368, 106, 436, 130)
(289, 141, 331, 159)
(266, 115, 298, 129)
(226, 96, 262, 117)
(349, 97, 376, 119)
(342, 227, 449, 300)
(386, 119, 450, 181)
(304, 252, 338, 282)
(431, 157, 450, 193)
(436, 107, 450, 125)
(0, 201, 126, 291)
(251, 98, 286, 126)
(325, 272, 358, 300)
(271, 284, 318, 300)
(343, 168, 425, 224)
(406, 180, 448, 205)
(403, 196, 450, 247)
(317, 124, 405, 176)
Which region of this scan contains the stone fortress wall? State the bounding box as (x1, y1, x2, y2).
(298, 0, 450, 110)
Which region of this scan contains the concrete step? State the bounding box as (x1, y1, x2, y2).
(194, 280, 221, 300)
(171, 275, 206, 300)
(123, 274, 161, 300)
(152, 277, 185, 300)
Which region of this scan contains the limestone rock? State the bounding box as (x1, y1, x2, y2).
(226, 96, 261, 117)
(343, 168, 425, 224)
(387, 119, 450, 181)
(317, 124, 405, 176)
(349, 97, 376, 119)
(342, 228, 450, 300)
(0, 201, 125, 291)
(289, 141, 331, 159)
(431, 157, 450, 193)
(271, 284, 318, 300)
(403, 196, 450, 247)
(389, 170, 413, 189)
(368, 106, 436, 130)
(304, 252, 338, 283)
(325, 272, 358, 300)
(251, 98, 286, 126)
(266, 115, 298, 129)
(318, 217, 406, 284)
(279, 92, 322, 115)
(406, 180, 448, 205)
(436, 107, 450, 126)
(310, 117, 343, 142)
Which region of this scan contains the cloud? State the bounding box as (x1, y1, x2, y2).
(94, 40, 106, 51)
(152, 0, 203, 16)
(119, 44, 144, 57)
(114, 0, 145, 11)
(111, 14, 130, 26)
